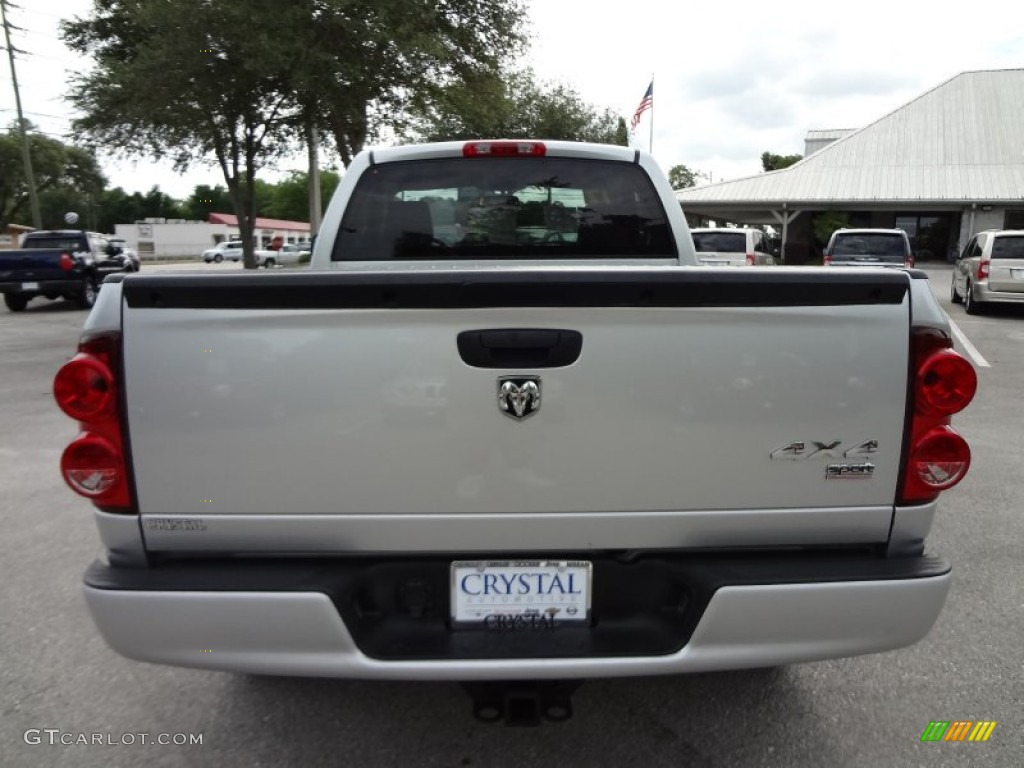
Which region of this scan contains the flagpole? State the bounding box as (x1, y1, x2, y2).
(649, 73, 654, 154)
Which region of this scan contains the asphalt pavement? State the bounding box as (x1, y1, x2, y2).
(0, 263, 1021, 768)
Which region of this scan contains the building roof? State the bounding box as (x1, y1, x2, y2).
(804, 129, 856, 141)
(208, 213, 310, 231)
(677, 69, 1024, 207)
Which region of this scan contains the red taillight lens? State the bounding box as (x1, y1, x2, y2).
(899, 330, 977, 504)
(917, 349, 977, 416)
(905, 254, 915, 268)
(823, 254, 832, 266)
(904, 426, 971, 494)
(61, 433, 127, 502)
(746, 253, 755, 266)
(977, 260, 989, 280)
(463, 141, 546, 157)
(59, 252, 74, 271)
(54, 334, 133, 512)
(54, 353, 115, 421)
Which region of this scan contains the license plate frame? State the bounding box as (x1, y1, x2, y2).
(450, 560, 592, 628)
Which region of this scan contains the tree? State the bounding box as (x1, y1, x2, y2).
(812, 210, 850, 250)
(62, 0, 301, 267)
(411, 70, 627, 145)
(260, 170, 341, 222)
(0, 123, 106, 229)
(761, 151, 802, 172)
(277, 1, 529, 166)
(182, 185, 234, 223)
(668, 165, 697, 189)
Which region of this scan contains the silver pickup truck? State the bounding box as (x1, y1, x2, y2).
(56, 141, 976, 718)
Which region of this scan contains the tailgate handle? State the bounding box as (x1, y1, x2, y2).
(457, 329, 583, 368)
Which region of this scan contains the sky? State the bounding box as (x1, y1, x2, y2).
(4, 0, 1024, 202)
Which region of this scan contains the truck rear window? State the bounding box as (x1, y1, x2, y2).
(23, 235, 87, 251)
(832, 234, 906, 257)
(332, 158, 675, 260)
(691, 232, 746, 253)
(991, 236, 1024, 259)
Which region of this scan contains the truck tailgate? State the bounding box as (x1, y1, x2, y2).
(120, 268, 912, 551)
(0, 250, 68, 282)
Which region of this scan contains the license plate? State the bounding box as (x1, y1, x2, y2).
(1012, 269, 1024, 279)
(450, 560, 592, 627)
(21, 282, 39, 291)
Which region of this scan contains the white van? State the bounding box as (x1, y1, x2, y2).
(691, 227, 776, 266)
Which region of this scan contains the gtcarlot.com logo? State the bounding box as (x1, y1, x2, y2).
(23, 730, 203, 746)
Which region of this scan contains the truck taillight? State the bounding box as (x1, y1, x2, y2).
(977, 259, 989, 280)
(823, 254, 832, 266)
(916, 348, 977, 416)
(53, 334, 133, 511)
(463, 141, 546, 157)
(899, 330, 976, 505)
(746, 253, 755, 266)
(904, 254, 915, 268)
(60, 252, 74, 271)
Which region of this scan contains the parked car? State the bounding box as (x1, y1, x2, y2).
(690, 227, 775, 266)
(106, 238, 140, 271)
(0, 230, 131, 312)
(259, 243, 310, 267)
(824, 228, 914, 268)
(951, 229, 1024, 314)
(202, 240, 243, 263)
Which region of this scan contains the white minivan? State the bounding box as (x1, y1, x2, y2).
(690, 227, 776, 266)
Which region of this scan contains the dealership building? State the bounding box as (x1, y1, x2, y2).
(675, 69, 1024, 263)
(113, 213, 311, 259)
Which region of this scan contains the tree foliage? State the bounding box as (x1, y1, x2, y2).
(761, 151, 803, 172)
(667, 164, 697, 189)
(811, 210, 851, 248)
(259, 171, 341, 222)
(410, 69, 627, 145)
(0, 123, 106, 230)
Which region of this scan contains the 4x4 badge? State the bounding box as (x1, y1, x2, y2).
(498, 376, 541, 420)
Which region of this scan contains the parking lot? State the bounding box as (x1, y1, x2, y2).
(1, 263, 1021, 768)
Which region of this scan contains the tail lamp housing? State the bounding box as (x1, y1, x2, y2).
(977, 259, 990, 280)
(745, 253, 755, 266)
(899, 330, 976, 504)
(53, 334, 133, 511)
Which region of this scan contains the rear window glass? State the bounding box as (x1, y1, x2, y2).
(691, 232, 746, 253)
(991, 236, 1024, 259)
(832, 234, 906, 257)
(332, 157, 675, 261)
(23, 234, 88, 251)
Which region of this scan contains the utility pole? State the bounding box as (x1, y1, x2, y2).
(1, 0, 41, 228)
(307, 121, 322, 240)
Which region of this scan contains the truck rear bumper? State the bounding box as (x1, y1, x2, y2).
(83, 553, 951, 680)
(0, 279, 84, 294)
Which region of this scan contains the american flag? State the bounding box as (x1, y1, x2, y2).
(630, 81, 653, 130)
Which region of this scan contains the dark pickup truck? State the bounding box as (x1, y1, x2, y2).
(0, 230, 132, 312)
